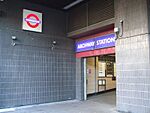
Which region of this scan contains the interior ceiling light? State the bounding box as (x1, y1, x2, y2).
(63, 0, 84, 10)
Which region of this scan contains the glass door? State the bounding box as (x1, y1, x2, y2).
(86, 57, 96, 94)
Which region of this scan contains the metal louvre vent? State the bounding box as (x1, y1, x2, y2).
(88, 0, 114, 25)
(68, 4, 87, 32)
(67, 0, 114, 32)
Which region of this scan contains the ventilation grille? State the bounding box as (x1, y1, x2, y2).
(68, 4, 87, 32)
(88, 0, 114, 25)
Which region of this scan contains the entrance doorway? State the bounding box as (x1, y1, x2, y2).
(85, 54, 116, 97)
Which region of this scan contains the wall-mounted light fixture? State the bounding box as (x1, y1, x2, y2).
(0, 0, 5, 2)
(51, 40, 57, 50)
(11, 36, 17, 46)
(63, 0, 84, 10)
(114, 19, 124, 40)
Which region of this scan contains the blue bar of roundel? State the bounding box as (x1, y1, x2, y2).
(75, 38, 95, 52)
(95, 34, 115, 49)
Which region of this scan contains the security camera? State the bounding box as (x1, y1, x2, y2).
(114, 27, 119, 33)
(120, 19, 123, 23)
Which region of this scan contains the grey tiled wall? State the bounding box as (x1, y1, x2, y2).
(0, 0, 76, 108)
(116, 35, 150, 113)
(115, 0, 150, 113)
(76, 58, 84, 100)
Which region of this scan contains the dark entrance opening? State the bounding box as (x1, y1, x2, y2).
(86, 54, 116, 98)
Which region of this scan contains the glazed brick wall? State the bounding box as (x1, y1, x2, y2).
(0, 0, 76, 108)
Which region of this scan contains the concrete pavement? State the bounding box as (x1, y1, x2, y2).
(4, 91, 118, 113)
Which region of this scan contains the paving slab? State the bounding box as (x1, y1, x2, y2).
(3, 91, 118, 113)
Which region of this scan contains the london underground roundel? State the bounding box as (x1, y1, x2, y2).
(22, 9, 42, 32)
(25, 14, 41, 28)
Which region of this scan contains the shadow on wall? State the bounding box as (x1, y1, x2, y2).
(0, 10, 6, 17)
(118, 110, 132, 113)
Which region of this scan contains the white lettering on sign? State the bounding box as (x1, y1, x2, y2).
(96, 37, 115, 46)
(76, 34, 115, 52)
(25, 18, 41, 24)
(77, 41, 95, 49)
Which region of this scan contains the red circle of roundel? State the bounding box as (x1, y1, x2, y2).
(26, 14, 40, 28)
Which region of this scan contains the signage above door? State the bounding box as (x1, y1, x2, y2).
(76, 34, 116, 53)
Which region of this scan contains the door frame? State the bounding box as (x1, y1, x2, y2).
(83, 56, 97, 99)
(83, 58, 87, 100)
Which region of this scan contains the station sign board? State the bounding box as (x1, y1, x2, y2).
(76, 34, 116, 52)
(22, 9, 42, 32)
